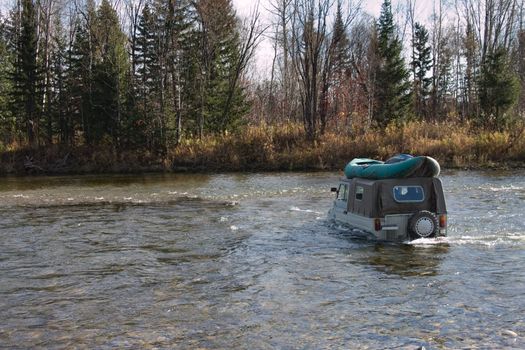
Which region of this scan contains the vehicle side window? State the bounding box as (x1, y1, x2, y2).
(337, 184, 348, 201)
(393, 186, 425, 203)
(355, 186, 364, 201)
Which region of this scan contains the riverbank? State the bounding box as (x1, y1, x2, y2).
(1, 121, 524, 175)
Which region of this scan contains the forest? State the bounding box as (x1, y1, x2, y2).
(0, 0, 524, 174)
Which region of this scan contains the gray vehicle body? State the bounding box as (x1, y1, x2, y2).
(328, 177, 447, 241)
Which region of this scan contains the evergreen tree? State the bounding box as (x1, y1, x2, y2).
(68, 0, 97, 145)
(479, 47, 520, 130)
(435, 31, 453, 119)
(463, 21, 479, 119)
(320, 0, 350, 133)
(69, 0, 130, 146)
(92, 0, 130, 146)
(14, 0, 40, 145)
(0, 15, 16, 145)
(50, 16, 70, 145)
(133, 3, 156, 147)
(411, 22, 432, 119)
(133, 0, 196, 150)
(168, 0, 198, 144)
(142, 0, 170, 151)
(196, 0, 247, 134)
(330, 2, 351, 80)
(514, 30, 525, 118)
(373, 0, 411, 126)
(178, 3, 207, 139)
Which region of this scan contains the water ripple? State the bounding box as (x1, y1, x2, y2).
(0, 171, 523, 349)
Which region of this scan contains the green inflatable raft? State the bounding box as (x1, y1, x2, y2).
(344, 154, 441, 179)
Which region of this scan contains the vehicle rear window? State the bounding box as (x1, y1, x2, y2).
(393, 186, 424, 203)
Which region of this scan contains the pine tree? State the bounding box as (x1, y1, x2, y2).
(330, 2, 351, 78)
(177, 2, 206, 139)
(435, 31, 453, 119)
(373, 0, 411, 126)
(50, 15, 70, 145)
(514, 30, 525, 118)
(68, 0, 97, 145)
(181, 4, 201, 120)
(463, 21, 478, 119)
(91, 0, 130, 146)
(320, 1, 350, 134)
(0, 14, 16, 145)
(132, 2, 156, 147)
(14, 0, 40, 146)
(479, 47, 519, 130)
(168, 0, 197, 145)
(134, 0, 171, 151)
(68, 0, 130, 146)
(196, 0, 247, 134)
(411, 22, 432, 119)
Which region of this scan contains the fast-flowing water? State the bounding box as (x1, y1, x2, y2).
(0, 171, 523, 349)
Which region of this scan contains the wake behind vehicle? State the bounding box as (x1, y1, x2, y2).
(328, 155, 447, 242)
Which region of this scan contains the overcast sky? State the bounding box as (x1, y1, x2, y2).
(232, 0, 435, 78)
(232, 0, 384, 19)
(0, 0, 435, 78)
(232, 0, 369, 74)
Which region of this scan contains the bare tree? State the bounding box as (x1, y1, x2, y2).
(124, 0, 143, 82)
(289, 0, 333, 140)
(462, 0, 519, 63)
(268, 0, 296, 122)
(37, 0, 58, 144)
(348, 16, 377, 133)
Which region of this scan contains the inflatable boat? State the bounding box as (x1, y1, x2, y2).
(344, 154, 440, 180)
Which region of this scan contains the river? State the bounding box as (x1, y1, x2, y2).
(0, 171, 523, 349)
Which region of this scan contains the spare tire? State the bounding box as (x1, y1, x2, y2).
(409, 210, 438, 239)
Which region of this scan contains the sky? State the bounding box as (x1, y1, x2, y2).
(0, 0, 435, 78)
(232, 0, 383, 19)
(232, 0, 436, 22)
(232, 0, 436, 78)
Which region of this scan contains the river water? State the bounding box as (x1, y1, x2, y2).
(0, 171, 523, 349)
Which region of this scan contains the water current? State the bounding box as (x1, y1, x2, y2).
(0, 171, 524, 349)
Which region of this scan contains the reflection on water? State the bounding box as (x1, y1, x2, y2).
(0, 171, 524, 349)
(366, 243, 449, 277)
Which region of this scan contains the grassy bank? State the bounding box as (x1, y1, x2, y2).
(1, 121, 524, 176)
(170, 121, 525, 171)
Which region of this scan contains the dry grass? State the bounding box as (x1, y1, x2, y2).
(0, 144, 165, 175)
(170, 120, 525, 172)
(1, 120, 524, 175)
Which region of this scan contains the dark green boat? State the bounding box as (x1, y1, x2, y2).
(344, 155, 440, 180)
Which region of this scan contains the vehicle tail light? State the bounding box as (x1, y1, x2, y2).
(439, 214, 447, 228)
(374, 218, 382, 231)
